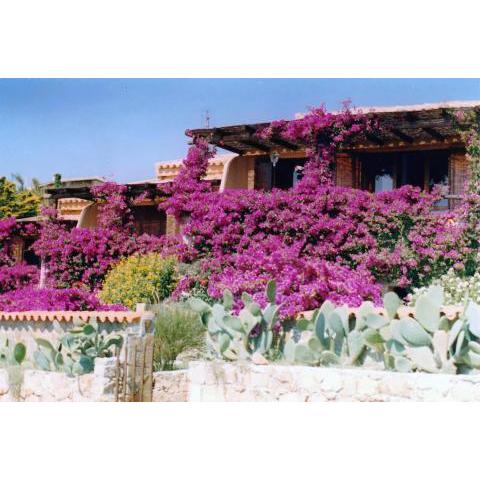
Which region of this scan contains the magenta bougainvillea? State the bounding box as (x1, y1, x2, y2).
(0, 287, 126, 311)
(0, 217, 40, 293)
(3, 102, 477, 317)
(161, 103, 472, 317)
(169, 184, 469, 316)
(163, 136, 216, 219)
(32, 184, 183, 291)
(0, 264, 39, 293)
(258, 102, 377, 192)
(0, 217, 38, 267)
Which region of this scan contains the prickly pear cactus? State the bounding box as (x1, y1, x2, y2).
(188, 280, 281, 362)
(189, 281, 480, 375)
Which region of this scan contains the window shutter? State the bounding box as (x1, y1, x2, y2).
(335, 153, 354, 188)
(450, 152, 470, 208)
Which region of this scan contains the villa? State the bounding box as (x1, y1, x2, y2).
(187, 101, 477, 210)
(10, 100, 478, 266)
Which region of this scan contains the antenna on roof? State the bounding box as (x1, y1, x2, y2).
(204, 109, 211, 128)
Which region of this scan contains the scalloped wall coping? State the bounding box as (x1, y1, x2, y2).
(0, 311, 140, 324)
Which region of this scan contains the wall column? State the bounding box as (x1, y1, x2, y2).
(166, 214, 180, 236)
(220, 156, 254, 191)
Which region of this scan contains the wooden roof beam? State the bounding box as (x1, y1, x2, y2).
(365, 132, 385, 145)
(422, 127, 445, 141)
(239, 137, 271, 152)
(269, 136, 299, 150)
(216, 142, 244, 154)
(225, 125, 271, 152)
(405, 111, 419, 122)
(389, 128, 414, 143)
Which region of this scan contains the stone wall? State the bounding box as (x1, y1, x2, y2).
(182, 361, 480, 402)
(0, 358, 117, 402)
(4, 360, 480, 402)
(152, 370, 189, 402)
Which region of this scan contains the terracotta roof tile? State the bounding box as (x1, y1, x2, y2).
(156, 154, 235, 171)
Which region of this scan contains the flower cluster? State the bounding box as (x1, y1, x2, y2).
(173, 184, 468, 316)
(32, 191, 186, 291)
(0, 217, 40, 292)
(163, 137, 216, 219)
(0, 287, 126, 312)
(0, 263, 39, 293)
(410, 268, 480, 306)
(161, 104, 472, 317)
(0, 217, 38, 267)
(91, 182, 134, 231)
(257, 102, 377, 192)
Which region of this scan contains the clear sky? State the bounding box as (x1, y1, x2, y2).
(1, 79, 479, 185)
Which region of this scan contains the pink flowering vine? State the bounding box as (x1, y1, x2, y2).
(0, 287, 126, 311)
(162, 136, 216, 219)
(5, 101, 478, 319)
(257, 102, 377, 192)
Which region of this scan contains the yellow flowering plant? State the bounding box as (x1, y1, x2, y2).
(99, 253, 177, 310)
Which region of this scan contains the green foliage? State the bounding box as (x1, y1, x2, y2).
(150, 303, 205, 371)
(285, 286, 480, 374)
(0, 338, 28, 400)
(191, 279, 480, 375)
(411, 269, 480, 306)
(99, 253, 178, 310)
(53, 173, 62, 189)
(0, 338, 27, 367)
(189, 280, 282, 362)
(176, 262, 217, 305)
(33, 318, 123, 376)
(0, 176, 41, 219)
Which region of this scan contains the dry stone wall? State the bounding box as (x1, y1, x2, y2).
(152, 370, 189, 401)
(3, 360, 480, 402)
(0, 358, 117, 402)
(184, 362, 480, 402)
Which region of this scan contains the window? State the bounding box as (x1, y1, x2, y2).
(132, 206, 166, 236)
(358, 150, 450, 206)
(254, 157, 306, 190)
(361, 156, 396, 192)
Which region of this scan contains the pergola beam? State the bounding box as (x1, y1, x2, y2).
(216, 142, 244, 154)
(239, 137, 271, 152)
(268, 136, 299, 150)
(422, 127, 445, 141)
(365, 132, 385, 145)
(389, 128, 414, 143)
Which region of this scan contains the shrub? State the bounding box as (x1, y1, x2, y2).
(0, 217, 38, 267)
(410, 268, 480, 306)
(0, 263, 39, 293)
(161, 118, 471, 319)
(0, 287, 126, 311)
(99, 253, 177, 310)
(151, 303, 205, 371)
(32, 186, 179, 291)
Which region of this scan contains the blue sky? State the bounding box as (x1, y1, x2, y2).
(1, 79, 479, 185)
